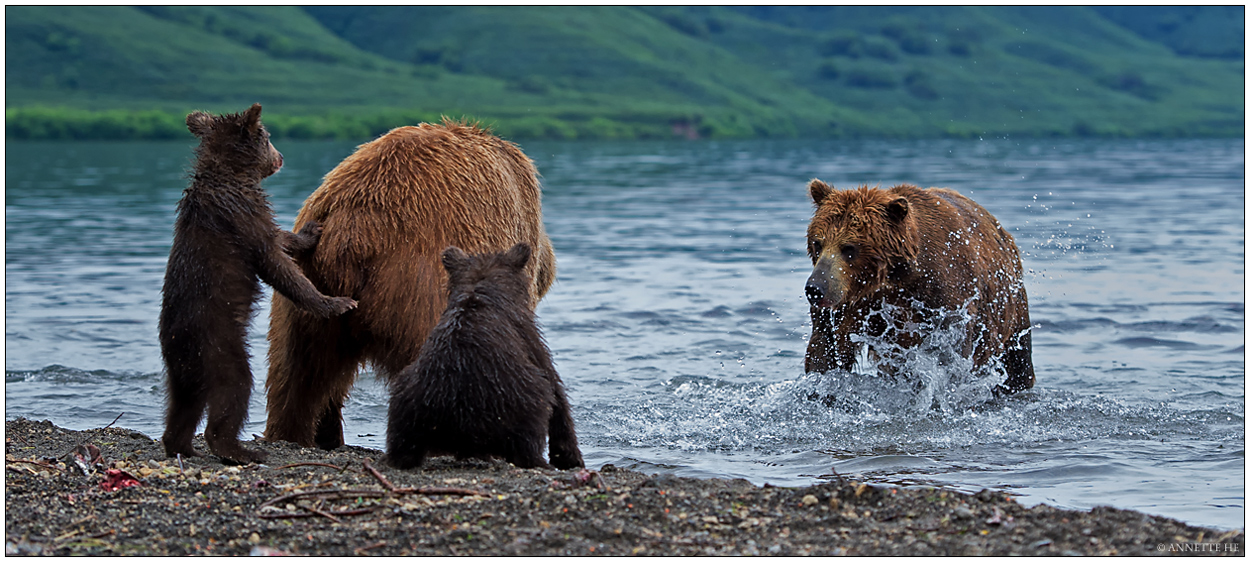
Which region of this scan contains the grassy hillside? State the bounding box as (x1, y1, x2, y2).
(1092, 6, 1245, 59)
(5, 6, 1243, 140)
(681, 6, 1244, 137)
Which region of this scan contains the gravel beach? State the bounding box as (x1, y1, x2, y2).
(5, 418, 1243, 556)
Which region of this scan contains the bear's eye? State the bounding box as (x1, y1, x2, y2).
(840, 245, 858, 262)
(810, 239, 824, 255)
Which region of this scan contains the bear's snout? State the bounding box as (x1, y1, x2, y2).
(805, 278, 825, 306)
(269, 147, 284, 176)
(805, 263, 844, 308)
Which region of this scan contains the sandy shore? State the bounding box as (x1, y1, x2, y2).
(4, 418, 1243, 556)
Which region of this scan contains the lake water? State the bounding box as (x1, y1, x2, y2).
(5, 137, 1244, 530)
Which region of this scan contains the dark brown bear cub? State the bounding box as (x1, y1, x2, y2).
(160, 103, 357, 464)
(386, 244, 583, 470)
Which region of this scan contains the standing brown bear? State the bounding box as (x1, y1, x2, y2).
(264, 120, 556, 450)
(803, 180, 1034, 394)
(160, 104, 357, 464)
(386, 244, 583, 470)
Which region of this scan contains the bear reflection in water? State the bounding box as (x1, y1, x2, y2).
(802, 180, 1034, 397)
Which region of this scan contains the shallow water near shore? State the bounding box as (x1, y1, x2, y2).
(5, 136, 1244, 529)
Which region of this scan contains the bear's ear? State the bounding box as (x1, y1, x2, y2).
(886, 197, 909, 223)
(808, 179, 834, 206)
(243, 103, 263, 135)
(503, 243, 532, 270)
(442, 246, 470, 273)
(186, 111, 214, 138)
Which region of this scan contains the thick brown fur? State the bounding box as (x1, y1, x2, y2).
(159, 104, 357, 465)
(803, 181, 1034, 394)
(386, 244, 583, 470)
(264, 120, 557, 449)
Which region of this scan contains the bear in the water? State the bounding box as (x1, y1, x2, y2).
(159, 103, 357, 464)
(386, 244, 583, 470)
(803, 180, 1034, 393)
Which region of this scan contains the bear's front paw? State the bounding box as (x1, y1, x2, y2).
(323, 296, 358, 317)
(298, 220, 324, 240)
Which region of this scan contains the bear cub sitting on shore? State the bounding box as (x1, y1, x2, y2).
(159, 103, 357, 465)
(386, 243, 583, 470)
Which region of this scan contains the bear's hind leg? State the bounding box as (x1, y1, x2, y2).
(313, 396, 346, 450)
(505, 435, 552, 470)
(385, 446, 429, 470)
(547, 386, 584, 470)
(202, 339, 267, 464)
(161, 359, 207, 459)
(384, 421, 430, 470)
(999, 331, 1035, 394)
(265, 297, 362, 447)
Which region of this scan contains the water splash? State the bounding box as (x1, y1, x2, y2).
(812, 296, 1007, 415)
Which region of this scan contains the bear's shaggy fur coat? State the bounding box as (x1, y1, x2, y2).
(264, 121, 556, 449)
(386, 244, 583, 470)
(803, 181, 1034, 393)
(159, 104, 356, 464)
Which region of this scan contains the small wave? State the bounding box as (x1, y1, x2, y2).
(1125, 316, 1241, 334)
(1041, 315, 1240, 335)
(830, 454, 948, 475)
(1113, 337, 1206, 350)
(6, 364, 157, 384)
(734, 301, 780, 318)
(544, 320, 627, 333)
(1040, 317, 1117, 332)
(1013, 460, 1143, 479)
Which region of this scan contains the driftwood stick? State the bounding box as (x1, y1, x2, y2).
(361, 459, 398, 493)
(255, 465, 490, 521)
(258, 508, 376, 521)
(357, 458, 488, 497)
(302, 504, 344, 524)
(258, 489, 388, 511)
(396, 486, 489, 497)
(354, 541, 387, 555)
(7, 459, 61, 471)
(277, 462, 345, 471)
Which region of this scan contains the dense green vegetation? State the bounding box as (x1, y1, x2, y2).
(5, 6, 1243, 140)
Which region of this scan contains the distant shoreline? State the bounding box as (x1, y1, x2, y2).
(7, 107, 1244, 142)
(5, 418, 1243, 556)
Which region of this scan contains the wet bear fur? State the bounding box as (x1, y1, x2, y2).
(386, 244, 583, 470)
(803, 181, 1034, 394)
(264, 120, 556, 450)
(159, 104, 357, 464)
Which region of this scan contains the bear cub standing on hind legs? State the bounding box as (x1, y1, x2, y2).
(159, 103, 357, 464)
(386, 244, 584, 470)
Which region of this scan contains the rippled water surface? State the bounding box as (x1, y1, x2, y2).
(6, 137, 1244, 529)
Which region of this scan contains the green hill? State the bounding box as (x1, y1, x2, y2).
(5, 6, 1243, 140)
